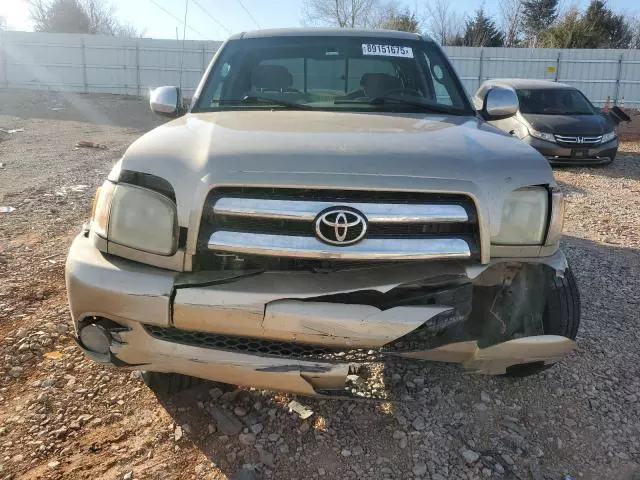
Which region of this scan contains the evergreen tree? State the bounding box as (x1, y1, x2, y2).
(583, 1, 631, 49)
(452, 9, 504, 47)
(540, 1, 632, 49)
(539, 8, 591, 48)
(521, 0, 558, 46)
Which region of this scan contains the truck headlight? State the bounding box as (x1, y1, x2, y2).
(601, 131, 616, 144)
(528, 128, 555, 143)
(92, 182, 177, 255)
(492, 187, 549, 245)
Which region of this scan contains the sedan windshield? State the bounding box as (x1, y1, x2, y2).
(194, 36, 472, 114)
(517, 88, 596, 115)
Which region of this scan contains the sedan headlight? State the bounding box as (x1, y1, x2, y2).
(601, 131, 616, 144)
(492, 187, 549, 245)
(528, 128, 555, 143)
(91, 182, 178, 255)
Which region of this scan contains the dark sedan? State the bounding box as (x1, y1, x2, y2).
(475, 79, 618, 166)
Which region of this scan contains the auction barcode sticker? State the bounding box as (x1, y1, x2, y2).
(362, 44, 414, 58)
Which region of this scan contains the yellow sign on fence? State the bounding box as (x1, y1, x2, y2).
(547, 66, 557, 74)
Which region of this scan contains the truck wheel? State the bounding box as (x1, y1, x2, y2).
(140, 371, 201, 396)
(505, 265, 581, 376)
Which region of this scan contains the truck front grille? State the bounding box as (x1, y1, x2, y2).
(197, 187, 480, 271)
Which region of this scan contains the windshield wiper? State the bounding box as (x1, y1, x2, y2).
(206, 96, 310, 110)
(334, 95, 465, 114)
(368, 96, 465, 115)
(240, 95, 310, 109)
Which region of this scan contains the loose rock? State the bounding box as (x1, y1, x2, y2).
(239, 433, 256, 445)
(208, 405, 243, 436)
(461, 448, 480, 464)
(412, 462, 427, 476)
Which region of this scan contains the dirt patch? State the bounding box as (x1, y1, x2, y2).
(1, 90, 639, 480)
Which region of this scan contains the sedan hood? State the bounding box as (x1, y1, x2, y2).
(524, 113, 612, 136)
(121, 110, 554, 230)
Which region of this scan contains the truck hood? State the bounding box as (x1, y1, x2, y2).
(120, 110, 554, 232)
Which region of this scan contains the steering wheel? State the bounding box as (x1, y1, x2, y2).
(385, 88, 424, 97)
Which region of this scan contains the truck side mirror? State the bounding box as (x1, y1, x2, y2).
(482, 87, 519, 120)
(150, 86, 182, 118)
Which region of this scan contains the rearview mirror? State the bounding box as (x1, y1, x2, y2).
(482, 87, 518, 120)
(150, 86, 182, 117)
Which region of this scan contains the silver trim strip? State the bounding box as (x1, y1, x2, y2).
(208, 231, 472, 260)
(213, 198, 469, 223)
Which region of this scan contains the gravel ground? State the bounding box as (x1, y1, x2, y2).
(1, 90, 639, 480)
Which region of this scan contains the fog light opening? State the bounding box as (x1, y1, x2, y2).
(79, 323, 112, 355)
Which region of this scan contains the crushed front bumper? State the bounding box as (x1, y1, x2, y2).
(66, 232, 575, 395)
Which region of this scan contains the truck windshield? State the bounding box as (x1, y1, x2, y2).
(517, 88, 596, 115)
(194, 36, 472, 115)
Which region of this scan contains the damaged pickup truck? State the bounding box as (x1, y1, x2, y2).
(65, 28, 580, 397)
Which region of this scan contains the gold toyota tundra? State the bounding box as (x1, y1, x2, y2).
(65, 28, 580, 397)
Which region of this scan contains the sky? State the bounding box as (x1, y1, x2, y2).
(1, 0, 638, 41)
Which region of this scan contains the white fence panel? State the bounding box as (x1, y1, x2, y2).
(443, 46, 640, 107)
(557, 49, 622, 105)
(618, 49, 640, 108)
(1, 31, 639, 107)
(443, 47, 482, 95)
(85, 36, 138, 95)
(1, 31, 86, 91)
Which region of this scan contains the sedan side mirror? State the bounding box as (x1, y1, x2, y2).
(150, 86, 182, 117)
(482, 87, 518, 120)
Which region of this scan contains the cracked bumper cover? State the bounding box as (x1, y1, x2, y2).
(66, 233, 575, 395)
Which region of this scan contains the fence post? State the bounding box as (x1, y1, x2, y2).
(80, 37, 87, 93)
(478, 48, 484, 89)
(555, 51, 561, 82)
(613, 53, 623, 106)
(136, 41, 141, 97)
(0, 31, 7, 88)
(202, 44, 206, 75)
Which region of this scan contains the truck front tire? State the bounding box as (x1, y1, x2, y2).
(505, 265, 581, 376)
(141, 371, 201, 396)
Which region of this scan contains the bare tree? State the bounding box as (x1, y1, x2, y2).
(29, 0, 144, 36)
(302, 0, 406, 28)
(631, 14, 640, 49)
(424, 0, 464, 45)
(115, 22, 147, 38)
(83, 0, 117, 34)
(499, 0, 523, 47)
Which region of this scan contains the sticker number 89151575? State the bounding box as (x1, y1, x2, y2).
(361, 44, 414, 58)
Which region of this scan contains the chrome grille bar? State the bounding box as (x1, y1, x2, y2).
(554, 135, 603, 145)
(213, 198, 469, 223)
(208, 231, 472, 260)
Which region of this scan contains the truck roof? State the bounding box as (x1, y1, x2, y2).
(229, 27, 428, 42)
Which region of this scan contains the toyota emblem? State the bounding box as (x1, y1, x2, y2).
(315, 208, 367, 246)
